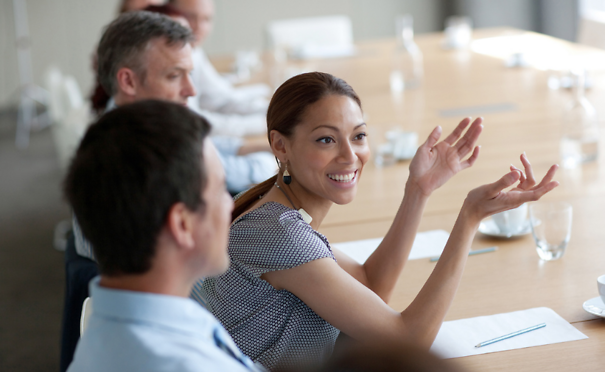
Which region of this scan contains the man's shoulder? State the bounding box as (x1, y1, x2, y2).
(68, 320, 252, 372)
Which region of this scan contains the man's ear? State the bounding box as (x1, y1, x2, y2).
(165, 203, 195, 251)
(115, 67, 139, 97)
(269, 130, 288, 163)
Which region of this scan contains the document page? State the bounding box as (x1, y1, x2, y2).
(430, 307, 588, 359)
(331, 230, 449, 264)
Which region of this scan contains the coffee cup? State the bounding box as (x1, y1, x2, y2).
(385, 129, 418, 160)
(598, 275, 605, 304)
(492, 203, 528, 235)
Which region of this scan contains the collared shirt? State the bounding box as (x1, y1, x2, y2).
(186, 48, 269, 138)
(190, 48, 270, 117)
(67, 277, 264, 372)
(73, 213, 209, 310)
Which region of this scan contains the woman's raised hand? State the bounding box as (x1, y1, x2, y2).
(408, 117, 483, 196)
(462, 154, 559, 224)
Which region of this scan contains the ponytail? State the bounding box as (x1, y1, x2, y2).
(232, 175, 278, 222)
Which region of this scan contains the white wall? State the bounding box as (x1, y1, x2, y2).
(540, 0, 579, 41)
(452, 0, 539, 31)
(0, 0, 117, 109)
(205, 0, 444, 54)
(0, 0, 443, 108)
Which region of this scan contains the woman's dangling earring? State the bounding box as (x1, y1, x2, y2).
(283, 164, 292, 185)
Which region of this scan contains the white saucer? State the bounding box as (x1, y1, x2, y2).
(478, 219, 532, 238)
(583, 296, 605, 318)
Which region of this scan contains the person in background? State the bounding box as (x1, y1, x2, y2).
(64, 100, 264, 372)
(93, 0, 270, 138)
(101, 9, 274, 193)
(91, 0, 166, 112)
(118, 0, 164, 13)
(75, 10, 277, 280)
(89, 7, 274, 193)
(201, 72, 560, 370)
(170, 0, 271, 137)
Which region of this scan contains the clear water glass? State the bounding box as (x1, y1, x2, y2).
(390, 14, 423, 92)
(560, 69, 599, 169)
(529, 202, 572, 261)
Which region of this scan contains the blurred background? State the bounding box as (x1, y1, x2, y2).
(0, 0, 586, 107)
(0, 0, 600, 371)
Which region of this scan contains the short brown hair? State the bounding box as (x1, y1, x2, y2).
(64, 100, 211, 276)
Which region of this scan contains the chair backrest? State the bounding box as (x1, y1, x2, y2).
(80, 297, 93, 336)
(44, 67, 91, 170)
(266, 15, 355, 59)
(44, 67, 86, 123)
(45, 67, 65, 123)
(577, 10, 605, 49)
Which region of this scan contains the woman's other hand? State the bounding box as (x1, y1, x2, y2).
(408, 117, 483, 197)
(462, 156, 559, 225)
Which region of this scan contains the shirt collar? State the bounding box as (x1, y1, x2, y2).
(89, 276, 217, 337)
(105, 97, 117, 112)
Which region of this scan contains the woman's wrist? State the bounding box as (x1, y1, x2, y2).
(459, 199, 483, 229)
(405, 178, 432, 199)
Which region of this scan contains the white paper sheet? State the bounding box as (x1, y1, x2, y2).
(331, 230, 449, 264)
(430, 307, 588, 359)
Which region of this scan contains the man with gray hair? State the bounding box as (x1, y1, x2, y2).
(96, 10, 196, 107)
(73, 10, 276, 263)
(95, 10, 274, 192)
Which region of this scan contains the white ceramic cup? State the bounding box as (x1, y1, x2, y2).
(598, 275, 605, 304)
(386, 130, 418, 160)
(492, 203, 528, 235)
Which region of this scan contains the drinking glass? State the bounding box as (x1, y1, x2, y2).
(443, 16, 472, 49)
(529, 202, 572, 261)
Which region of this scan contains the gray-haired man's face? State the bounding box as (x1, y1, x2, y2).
(132, 38, 196, 105)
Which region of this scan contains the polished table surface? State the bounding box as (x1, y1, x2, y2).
(217, 28, 605, 370)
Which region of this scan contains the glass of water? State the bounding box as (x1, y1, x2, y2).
(529, 202, 573, 261)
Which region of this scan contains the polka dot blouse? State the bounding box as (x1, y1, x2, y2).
(201, 202, 340, 370)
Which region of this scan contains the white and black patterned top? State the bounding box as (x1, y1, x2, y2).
(201, 202, 340, 370)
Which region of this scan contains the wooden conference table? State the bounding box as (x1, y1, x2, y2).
(219, 28, 605, 370)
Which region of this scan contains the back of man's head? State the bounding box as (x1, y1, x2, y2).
(97, 11, 193, 97)
(64, 100, 210, 276)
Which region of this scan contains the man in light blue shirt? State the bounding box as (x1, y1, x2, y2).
(64, 100, 263, 371)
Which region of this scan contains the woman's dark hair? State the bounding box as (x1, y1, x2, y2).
(64, 100, 211, 276)
(231, 72, 362, 220)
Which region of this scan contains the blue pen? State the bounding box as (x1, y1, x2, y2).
(430, 246, 498, 262)
(475, 323, 547, 348)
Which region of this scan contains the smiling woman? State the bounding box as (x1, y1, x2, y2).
(230, 72, 367, 220)
(201, 72, 560, 370)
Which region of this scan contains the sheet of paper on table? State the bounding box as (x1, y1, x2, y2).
(430, 307, 588, 359)
(331, 230, 449, 264)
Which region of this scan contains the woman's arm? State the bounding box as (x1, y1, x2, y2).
(334, 117, 483, 302)
(263, 162, 559, 347)
(400, 164, 558, 345)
